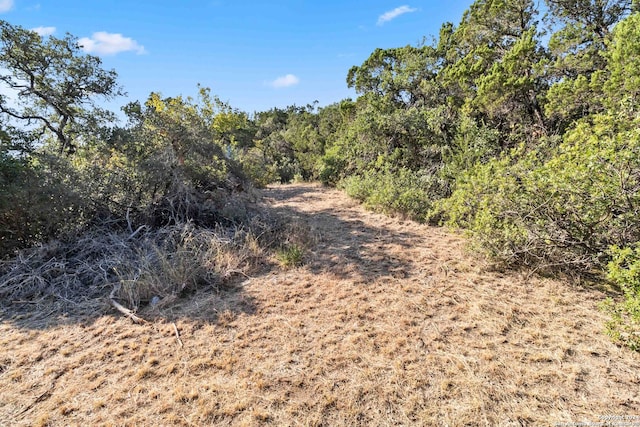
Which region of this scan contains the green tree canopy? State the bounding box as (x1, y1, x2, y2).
(346, 45, 443, 108)
(0, 20, 123, 155)
(544, 0, 635, 127)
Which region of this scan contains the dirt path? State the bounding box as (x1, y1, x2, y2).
(1, 183, 639, 426)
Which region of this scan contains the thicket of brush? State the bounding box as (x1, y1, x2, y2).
(0, 30, 293, 317)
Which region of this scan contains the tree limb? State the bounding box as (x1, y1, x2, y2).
(109, 285, 146, 324)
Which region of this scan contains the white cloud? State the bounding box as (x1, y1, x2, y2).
(0, 0, 14, 13)
(377, 5, 417, 25)
(31, 26, 56, 36)
(270, 74, 300, 88)
(78, 32, 146, 56)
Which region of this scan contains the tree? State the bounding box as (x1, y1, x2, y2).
(546, 0, 634, 60)
(603, 11, 640, 112)
(544, 0, 635, 127)
(440, 11, 640, 273)
(0, 20, 123, 155)
(346, 45, 442, 108)
(475, 28, 547, 140)
(251, 107, 297, 182)
(440, 0, 544, 140)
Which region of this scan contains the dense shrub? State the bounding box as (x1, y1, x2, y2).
(603, 245, 640, 351)
(318, 145, 345, 186)
(70, 93, 253, 230)
(236, 147, 279, 188)
(0, 150, 88, 258)
(440, 114, 640, 272)
(439, 114, 501, 187)
(340, 167, 443, 222)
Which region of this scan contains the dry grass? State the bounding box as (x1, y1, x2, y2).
(1, 183, 639, 426)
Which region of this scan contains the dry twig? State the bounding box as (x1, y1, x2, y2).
(172, 322, 184, 348)
(109, 285, 145, 324)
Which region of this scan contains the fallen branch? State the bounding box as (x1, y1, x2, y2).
(109, 286, 145, 324)
(128, 225, 149, 240)
(172, 322, 184, 348)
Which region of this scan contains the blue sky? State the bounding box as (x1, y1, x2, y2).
(1, 0, 473, 115)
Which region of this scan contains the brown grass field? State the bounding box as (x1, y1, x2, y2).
(1, 183, 639, 426)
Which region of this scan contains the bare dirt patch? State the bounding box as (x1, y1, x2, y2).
(1, 183, 639, 426)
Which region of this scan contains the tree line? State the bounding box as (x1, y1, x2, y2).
(1, 0, 639, 349)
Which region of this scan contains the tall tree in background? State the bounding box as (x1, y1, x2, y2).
(441, 0, 544, 142)
(347, 45, 443, 108)
(603, 9, 640, 113)
(0, 20, 123, 155)
(544, 0, 636, 129)
(345, 44, 453, 167)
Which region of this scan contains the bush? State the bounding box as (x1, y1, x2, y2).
(67, 93, 255, 231)
(340, 167, 443, 222)
(237, 147, 279, 188)
(435, 151, 534, 265)
(275, 244, 305, 268)
(318, 146, 345, 186)
(439, 114, 640, 272)
(440, 114, 501, 185)
(0, 150, 87, 258)
(602, 245, 640, 351)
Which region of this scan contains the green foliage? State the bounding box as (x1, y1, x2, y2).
(474, 28, 547, 141)
(544, 73, 605, 130)
(318, 144, 345, 186)
(0, 20, 123, 155)
(275, 244, 305, 268)
(436, 150, 530, 263)
(241, 101, 352, 186)
(247, 105, 310, 184)
(441, 111, 640, 271)
(282, 104, 324, 181)
(440, 0, 539, 123)
(603, 245, 640, 351)
(347, 45, 441, 108)
(543, 0, 633, 128)
(340, 167, 441, 223)
(440, 114, 501, 185)
(438, 10, 640, 274)
(326, 0, 556, 228)
(0, 138, 87, 257)
(603, 12, 640, 112)
(236, 146, 279, 188)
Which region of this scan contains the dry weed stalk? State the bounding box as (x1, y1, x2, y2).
(0, 215, 276, 320)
